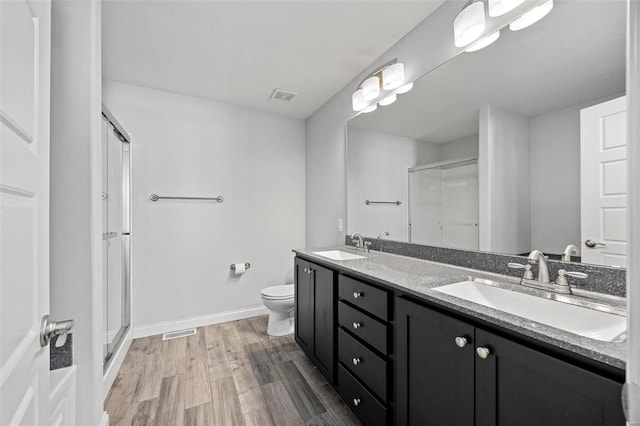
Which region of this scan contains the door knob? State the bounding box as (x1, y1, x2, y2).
(585, 239, 606, 248)
(352, 357, 361, 365)
(353, 398, 361, 407)
(353, 291, 363, 299)
(40, 315, 74, 348)
(352, 322, 362, 329)
(476, 346, 491, 359)
(454, 336, 468, 348)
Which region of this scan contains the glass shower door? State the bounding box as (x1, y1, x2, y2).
(102, 115, 131, 367)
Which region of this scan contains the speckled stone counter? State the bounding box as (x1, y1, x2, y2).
(293, 246, 626, 371)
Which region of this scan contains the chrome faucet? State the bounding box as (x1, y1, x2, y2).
(350, 232, 364, 249)
(528, 250, 550, 283)
(377, 231, 390, 240)
(561, 244, 579, 262)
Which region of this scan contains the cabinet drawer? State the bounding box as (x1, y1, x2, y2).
(338, 328, 387, 401)
(338, 301, 388, 354)
(338, 365, 387, 426)
(339, 275, 389, 321)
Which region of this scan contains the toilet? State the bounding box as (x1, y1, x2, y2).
(261, 284, 295, 336)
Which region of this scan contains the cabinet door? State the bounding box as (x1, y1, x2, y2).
(312, 263, 336, 382)
(294, 258, 313, 354)
(475, 329, 625, 426)
(396, 298, 475, 426)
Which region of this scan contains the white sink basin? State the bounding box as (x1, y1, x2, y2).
(434, 281, 626, 342)
(312, 250, 367, 261)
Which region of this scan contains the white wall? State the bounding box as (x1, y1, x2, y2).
(479, 104, 531, 255)
(347, 127, 418, 240)
(438, 134, 479, 162)
(102, 81, 305, 335)
(416, 141, 441, 165)
(305, 0, 546, 247)
(529, 104, 581, 254)
(50, 1, 104, 424)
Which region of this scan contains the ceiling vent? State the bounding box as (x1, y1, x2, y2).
(270, 89, 297, 102)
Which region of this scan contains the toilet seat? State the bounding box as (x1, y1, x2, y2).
(261, 284, 294, 300)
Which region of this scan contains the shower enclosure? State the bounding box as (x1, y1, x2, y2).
(408, 159, 479, 250)
(101, 109, 131, 368)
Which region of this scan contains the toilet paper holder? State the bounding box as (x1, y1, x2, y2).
(230, 263, 251, 271)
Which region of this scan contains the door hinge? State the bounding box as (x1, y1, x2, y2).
(623, 382, 640, 424)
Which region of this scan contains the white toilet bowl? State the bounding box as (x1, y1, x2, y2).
(261, 284, 295, 336)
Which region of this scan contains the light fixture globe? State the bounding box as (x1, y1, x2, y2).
(379, 93, 397, 106)
(362, 104, 377, 114)
(382, 62, 405, 90)
(454, 0, 487, 47)
(395, 82, 413, 95)
(362, 76, 381, 101)
(465, 30, 500, 52)
(509, 0, 553, 31)
(352, 89, 367, 111)
(488, 0, 525, 17)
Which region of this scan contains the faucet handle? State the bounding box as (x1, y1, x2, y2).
(508, 263, 534, 280)
(556, 269, 588, 284)
(364, 241, 372, 252)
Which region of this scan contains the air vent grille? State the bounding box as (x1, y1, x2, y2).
(162, 328, 197, 340)
(270, 88, 297, 102)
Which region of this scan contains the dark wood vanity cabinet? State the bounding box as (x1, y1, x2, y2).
(396, 297, 625, 426)
(294, 257, 337, 384)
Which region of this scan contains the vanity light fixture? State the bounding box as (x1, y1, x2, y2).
(453, 0, 487, 47)
(488, 0, 525, 17)
(455, 0, 554, 53)
(351, 58, 412, 113)
(509, 0, 553, 31)
(465, 30, 500, 52)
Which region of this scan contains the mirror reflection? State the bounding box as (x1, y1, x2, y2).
(346, 0, 626, 267)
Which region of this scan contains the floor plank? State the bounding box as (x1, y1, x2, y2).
(210, 376, 246, 425)
(275, 360, 326, 421)
(261, 380, 307, 426)
(153, 375, 185, 426)
(183, 402, 214, 426)
(105, 316, 360, 426)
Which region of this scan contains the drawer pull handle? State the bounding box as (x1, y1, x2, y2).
(353, 398, 361, 407)
(353, 291, 363, 299)
(352, 322, 362, 329)
(352, 357, 361, 365)
(476, 346, 491, 359)
(454, 336, 468, 348)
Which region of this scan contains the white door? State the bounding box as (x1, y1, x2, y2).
(1, 0, 52, 424)
(580, 96, 627, 267)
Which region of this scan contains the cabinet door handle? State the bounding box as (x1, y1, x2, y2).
(352, 322, 362, 329)
(307, 268, 313, 275)
(353, 291, 363, 299)
(353, 398, 361, 407)
(454, 336, 468, 348)
(303, 268, 308, 273)
(352, 357, 361, 365)
(476, 346, 491, 359)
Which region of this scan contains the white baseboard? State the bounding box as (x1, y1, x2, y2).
(103, 328, 132, 399)
(99, 411, 109, 426)
(132, 305, 269, 339)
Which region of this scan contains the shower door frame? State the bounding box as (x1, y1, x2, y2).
(101, 107, 132, 371)
(407, 157, 478, 247)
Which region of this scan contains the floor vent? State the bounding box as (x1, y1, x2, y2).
(162, 328, 197, 341)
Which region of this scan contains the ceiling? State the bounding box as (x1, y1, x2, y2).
(102, 1, 445, 120)
(349, 0, 626, 143)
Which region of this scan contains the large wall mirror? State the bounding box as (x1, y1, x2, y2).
(346, 0, 626, 267)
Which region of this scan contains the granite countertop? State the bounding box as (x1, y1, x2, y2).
(293, 245, 626, 371)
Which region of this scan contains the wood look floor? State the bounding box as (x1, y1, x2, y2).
(105, 316, 361, 426)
